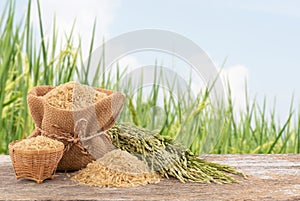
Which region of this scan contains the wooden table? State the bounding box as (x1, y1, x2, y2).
(1, 154, 300, 201)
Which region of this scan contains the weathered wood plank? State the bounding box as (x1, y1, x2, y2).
(1, 154, 300, 201)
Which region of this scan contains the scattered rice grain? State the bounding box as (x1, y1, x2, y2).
(72, 149, 160, 188)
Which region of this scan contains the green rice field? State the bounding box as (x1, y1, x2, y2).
(1, 1, 299, 155)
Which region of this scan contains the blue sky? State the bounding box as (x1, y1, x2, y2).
(2, 0, 300, 119)
(111, 1, 300, 109)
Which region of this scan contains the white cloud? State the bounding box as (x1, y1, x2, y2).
(117, 55, 140, 70)
(221, 65, 249, 112)
(104, 55, 140, 80)
(31, 0, 120, 58)
(216, 0, 300, 19)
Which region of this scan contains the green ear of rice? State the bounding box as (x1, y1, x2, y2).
(107, 123, 246, 184)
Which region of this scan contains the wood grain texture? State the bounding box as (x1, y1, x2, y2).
(1, 154, 300, 201)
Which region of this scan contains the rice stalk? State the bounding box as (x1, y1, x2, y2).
(107, 123, 246, 184)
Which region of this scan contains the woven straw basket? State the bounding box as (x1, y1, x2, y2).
(9, 140, 64, 184)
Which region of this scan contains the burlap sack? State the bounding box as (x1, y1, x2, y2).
(27, 85, 125, 171)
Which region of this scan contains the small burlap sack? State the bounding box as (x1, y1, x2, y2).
(27, 84, 125, 171)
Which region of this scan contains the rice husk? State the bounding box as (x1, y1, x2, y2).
(13, 136, 63, 150)
(72, 149, 160, 188)
(98, 149, 150, 174)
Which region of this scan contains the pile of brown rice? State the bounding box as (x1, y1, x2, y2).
(13, 136, 63, 150)
(72, 149, 160, 188)
(44, 81, 107, 110)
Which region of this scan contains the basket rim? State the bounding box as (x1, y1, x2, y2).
(9, 139, 64, 154)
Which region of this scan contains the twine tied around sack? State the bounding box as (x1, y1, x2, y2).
(32, 124, 89, 156)
(30, 118, 115, 161)
(31, 118, 93, 155)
